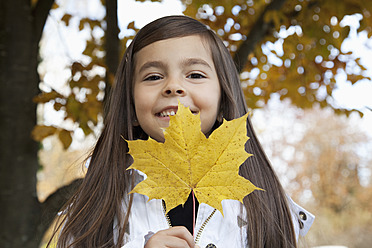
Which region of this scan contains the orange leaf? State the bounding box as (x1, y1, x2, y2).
(61, 14, 72, 26)
(31, 125, 57, 141)
(58, 129, 73, 149)
(33, 91, 62, 103)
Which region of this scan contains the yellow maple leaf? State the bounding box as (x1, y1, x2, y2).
(126, 102, 261, 215)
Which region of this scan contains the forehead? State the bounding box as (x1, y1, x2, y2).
(134, 35, 213, 68)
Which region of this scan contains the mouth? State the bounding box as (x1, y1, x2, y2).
(155, 106, 199, 117)
(156, 108, 177, 117)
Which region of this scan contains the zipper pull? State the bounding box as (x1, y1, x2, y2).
(205, 244, 216, 248)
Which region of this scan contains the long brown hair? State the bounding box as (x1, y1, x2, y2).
(51, 15, 296, 247)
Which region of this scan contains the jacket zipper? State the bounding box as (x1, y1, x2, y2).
(194, 209, 216, 243)
(162, 200, 172, 227)
(162, 201, 216, 244)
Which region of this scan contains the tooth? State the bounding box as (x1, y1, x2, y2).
(158, 110, 177, 117)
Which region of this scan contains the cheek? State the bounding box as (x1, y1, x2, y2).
(200, 114, 217, 132)
(133, 96, 148, 125)
(133, 87, 148, 110)
(134, 102, 151, 125)
(199, 100, 221, 134)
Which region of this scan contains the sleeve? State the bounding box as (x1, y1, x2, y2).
(286, 195, 315, 240)
(121, 231, 154, 248)
(121, 237, 144, 248)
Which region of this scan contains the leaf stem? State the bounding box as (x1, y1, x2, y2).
(192, 190, 195, 239)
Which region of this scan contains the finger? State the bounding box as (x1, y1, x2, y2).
(145, 226, 195, 248)
(165, 226, 195, 247)
(145, 235, 190, 248)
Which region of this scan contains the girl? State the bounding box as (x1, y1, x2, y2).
(51, 15, 313, 247)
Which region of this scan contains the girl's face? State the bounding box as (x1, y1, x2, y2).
(133, 35, 221, 142)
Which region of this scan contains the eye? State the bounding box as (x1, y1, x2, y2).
(144, 74, 162, 81)
(187, 73, 206, 79)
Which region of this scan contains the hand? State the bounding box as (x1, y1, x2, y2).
(144, 226, 196, 248)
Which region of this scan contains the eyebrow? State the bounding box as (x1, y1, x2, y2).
(138, 58, 213, 74)
(138, 61, 167, 74)
(180, 58, 212, 70)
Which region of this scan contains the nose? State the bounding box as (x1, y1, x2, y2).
(162, 80, 186, 97)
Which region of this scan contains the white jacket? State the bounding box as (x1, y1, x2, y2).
(119, 191, 314, 247)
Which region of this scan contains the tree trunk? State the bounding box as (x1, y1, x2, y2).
(104, 0, 120, 112)
(0, 0, 40, 247)
(0, 0, 74, 247)
(0, 0, 117, 246)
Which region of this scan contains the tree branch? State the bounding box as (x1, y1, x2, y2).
(233, 0, 287, 73)
(38, 178, 83, 236)
(104, 0, 119, 113)
(32, 0, 55, 45)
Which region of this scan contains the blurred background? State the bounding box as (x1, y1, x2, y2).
(1, 0, 372, 247)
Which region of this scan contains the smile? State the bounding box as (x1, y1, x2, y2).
(158, 110, 176, 117)
(155, 107, 199, 118)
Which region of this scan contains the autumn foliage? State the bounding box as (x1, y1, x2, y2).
(32, 0, 372, 150)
